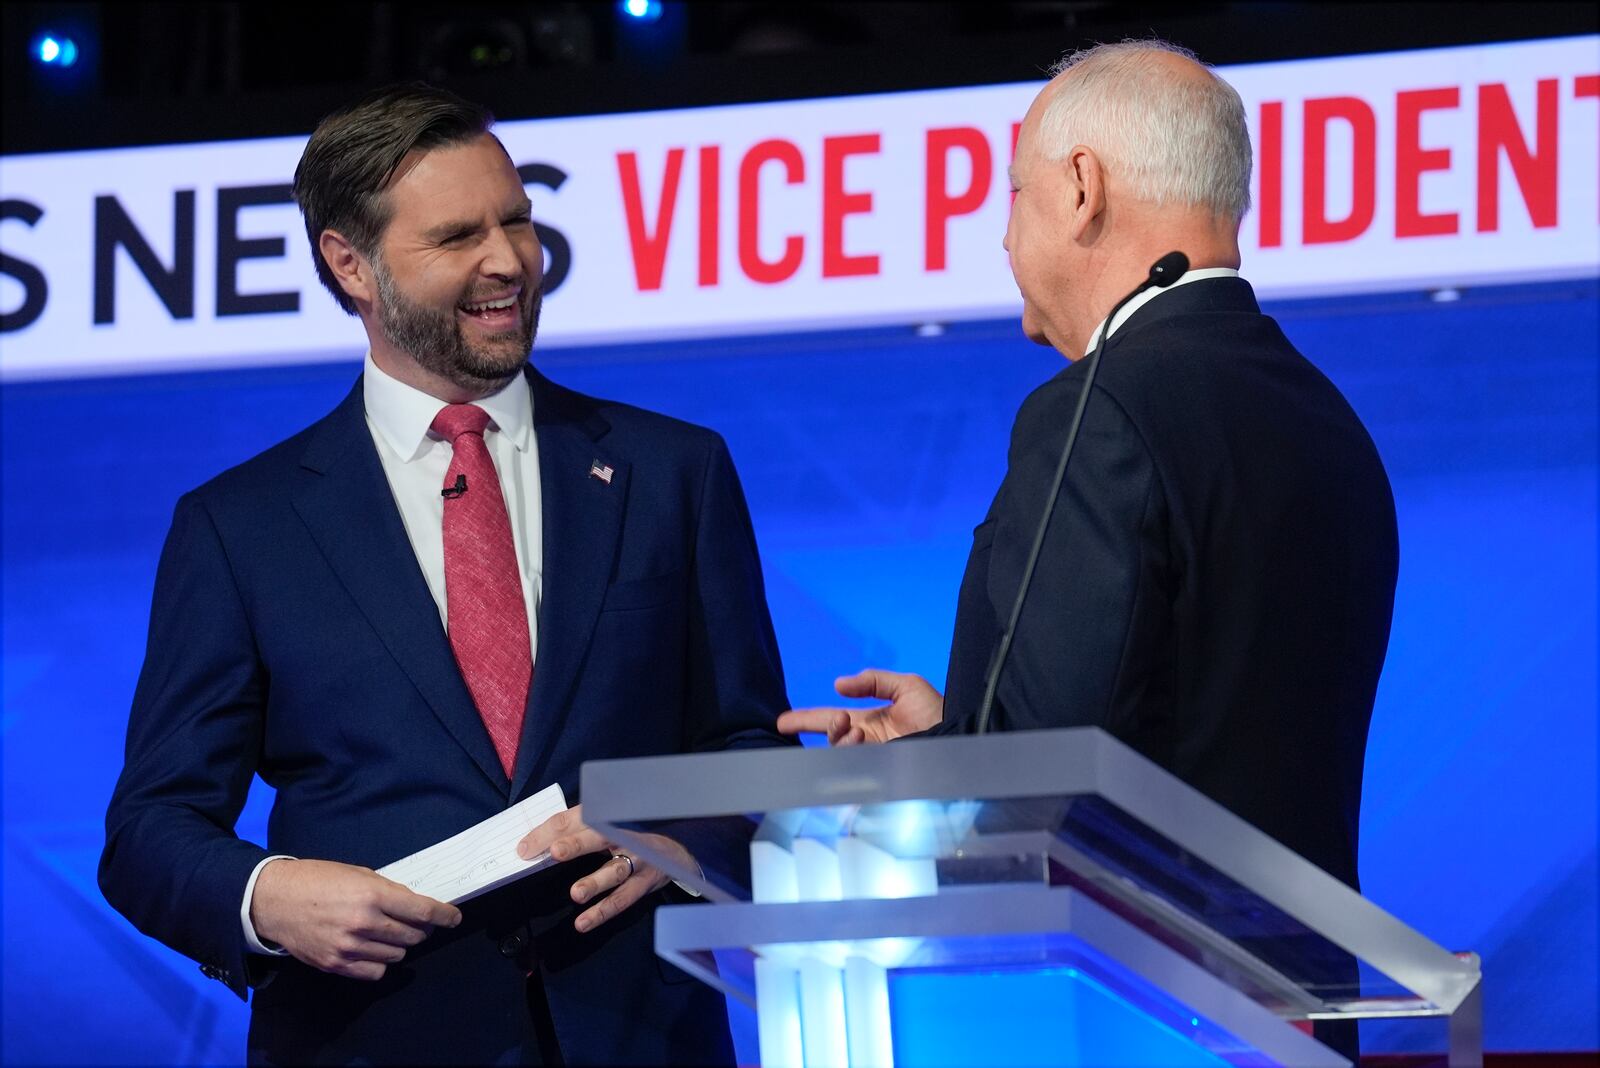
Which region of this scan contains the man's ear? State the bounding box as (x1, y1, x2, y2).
(1064, 146, 1107, 243)
(319, 229, 375, 307)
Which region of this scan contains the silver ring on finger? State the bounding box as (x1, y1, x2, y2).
(612, 853, 636, 881)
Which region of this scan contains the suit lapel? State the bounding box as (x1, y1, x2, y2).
(509, 370, 627, 800)
(291, 380, 510, 796)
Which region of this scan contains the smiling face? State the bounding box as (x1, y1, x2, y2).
(365, 133, 543, 395)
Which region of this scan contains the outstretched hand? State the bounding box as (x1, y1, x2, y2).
(776, 669, 944, 745)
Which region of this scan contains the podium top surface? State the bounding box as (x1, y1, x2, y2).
(582, 727, 1480, 1021)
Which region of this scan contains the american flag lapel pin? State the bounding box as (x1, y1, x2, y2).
(588, 458, 615, 485)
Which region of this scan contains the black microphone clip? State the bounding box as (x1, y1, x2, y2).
(1147, 250, 1190, 290)
(441, 475, 468, 500)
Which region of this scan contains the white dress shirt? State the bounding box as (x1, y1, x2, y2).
(1084, 266, 1241, 356)
(241, 353, 544, 953)
(361, 351, 544, 644)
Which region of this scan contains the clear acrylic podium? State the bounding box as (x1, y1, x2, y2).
(583, 728, 1481, 1068)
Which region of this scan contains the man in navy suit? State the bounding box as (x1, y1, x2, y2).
(780, 41, 1397, 895)
(101, 84, 789, 1065)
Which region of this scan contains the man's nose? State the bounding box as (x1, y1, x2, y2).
(479, 225, 523, 279)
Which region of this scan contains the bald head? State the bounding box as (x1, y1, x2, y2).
(1035, 40, 1252, 225)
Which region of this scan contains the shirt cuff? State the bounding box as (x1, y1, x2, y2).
(241, 855, 295, 955)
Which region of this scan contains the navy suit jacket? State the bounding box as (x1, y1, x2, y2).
(934, 278, 1398, 891)
(101, 366, 792, 1065)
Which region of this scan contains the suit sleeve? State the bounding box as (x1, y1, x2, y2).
(680, 432, 793, 752)
(931, 381, 1168, 740)
(99, 493, 270, 1000)
(650, 435, 794, 897)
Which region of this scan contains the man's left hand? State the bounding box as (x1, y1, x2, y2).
(516, 804, 695, 933)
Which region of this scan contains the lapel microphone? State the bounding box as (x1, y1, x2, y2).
(973, 251, 1189, 735)
(441, 475, 468, 499)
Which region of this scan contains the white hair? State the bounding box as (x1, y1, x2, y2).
(1038, 39, 1252, 223)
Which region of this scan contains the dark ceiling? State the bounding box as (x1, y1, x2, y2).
(3, 1, 1595, 154)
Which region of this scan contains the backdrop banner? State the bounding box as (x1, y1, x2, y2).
(1, 35, 1596, 380)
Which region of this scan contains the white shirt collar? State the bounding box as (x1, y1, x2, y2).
(1084, 267, 1241, 356)
(362, 351, 534, 462)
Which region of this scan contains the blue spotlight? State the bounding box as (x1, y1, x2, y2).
(33, 33, 79, 68)
(619, 0, 663, 22)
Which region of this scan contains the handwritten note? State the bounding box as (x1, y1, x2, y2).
(377, 783, 568, 904)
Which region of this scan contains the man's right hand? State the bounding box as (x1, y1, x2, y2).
(249, 858, 462, 981)
(776, 669, 945, 745)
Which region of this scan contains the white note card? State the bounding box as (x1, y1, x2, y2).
(377, 783, 568, 905)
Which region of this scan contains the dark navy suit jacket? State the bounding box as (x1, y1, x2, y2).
(934, 278, 1398, 891)
(100, 366, 792, 1065)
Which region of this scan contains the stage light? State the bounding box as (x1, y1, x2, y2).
(33, 33, 79, 68)
(619, 0, 663, 23)
(614, 0, 681, 66)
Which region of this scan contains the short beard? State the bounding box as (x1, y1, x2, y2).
(371, 255, 540, 393)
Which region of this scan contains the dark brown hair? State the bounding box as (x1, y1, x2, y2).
(292, 82, 494, 315)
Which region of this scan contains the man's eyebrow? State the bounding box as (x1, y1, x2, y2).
(422, 218, 478, 242)
(420, 200, 534, 242)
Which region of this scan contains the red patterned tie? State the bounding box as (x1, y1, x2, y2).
(431, 404, 531, 779)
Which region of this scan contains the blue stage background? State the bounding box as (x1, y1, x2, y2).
(2, 278, 1595, 1063)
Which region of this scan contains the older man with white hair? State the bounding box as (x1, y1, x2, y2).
(782, 38, 1397, 898)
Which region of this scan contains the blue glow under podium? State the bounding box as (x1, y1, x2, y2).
(584, 728, 1481, 1067)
